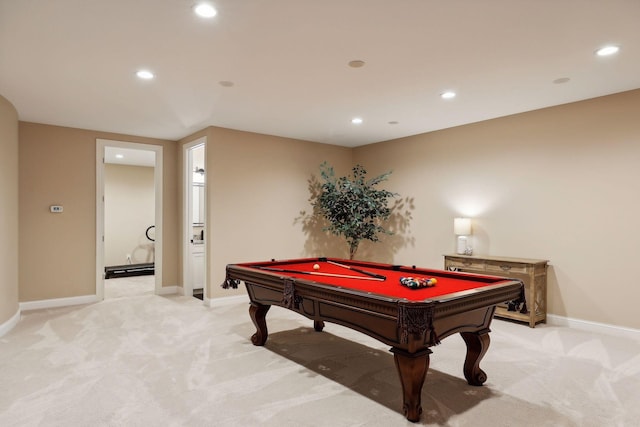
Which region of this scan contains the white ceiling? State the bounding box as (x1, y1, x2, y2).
(1, 0, 639, 147)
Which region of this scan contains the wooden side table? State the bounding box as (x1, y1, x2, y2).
(444, 254, 549, 327)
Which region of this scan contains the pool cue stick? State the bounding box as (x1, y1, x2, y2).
(325, 260, 387, 280)
(257, 267, 384, 281)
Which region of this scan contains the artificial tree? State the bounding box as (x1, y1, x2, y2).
(314, 162, 397, 259)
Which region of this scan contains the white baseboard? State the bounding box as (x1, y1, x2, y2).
(547, 314, 640, 340)
(14, 290, 637, 341)
(157, 286, 178, 296)
(17, 285, 179, 313)
(172, 287, 245, 307)
(0, 307, 21, 337)
(20, 294, 100, 312)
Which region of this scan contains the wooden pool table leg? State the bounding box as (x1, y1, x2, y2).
(390, 347, 432, 422)
(249, 302, 270, 346)
(460, 329, 490, 386)
(313, 320, 325, 332)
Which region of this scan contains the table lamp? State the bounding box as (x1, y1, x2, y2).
(454, 217, 472, 255)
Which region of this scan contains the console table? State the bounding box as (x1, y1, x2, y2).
(443, 254, 548, 327)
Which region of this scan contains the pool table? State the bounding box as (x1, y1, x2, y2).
(223, 257, 525, 422)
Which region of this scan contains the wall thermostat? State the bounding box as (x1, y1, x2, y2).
(50, 205, 63, 213)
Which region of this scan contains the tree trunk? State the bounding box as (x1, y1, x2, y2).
(349, 241, 358, 260)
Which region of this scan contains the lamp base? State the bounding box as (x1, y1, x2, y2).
(456, 236, 467, 254)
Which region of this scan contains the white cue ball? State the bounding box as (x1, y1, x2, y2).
(313, 263, 320, 270)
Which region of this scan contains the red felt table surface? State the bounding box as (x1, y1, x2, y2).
(241, 259, 503, 302)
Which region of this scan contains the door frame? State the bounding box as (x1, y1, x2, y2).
(96, 138, 163, 300)
(182, 137, 207, 301)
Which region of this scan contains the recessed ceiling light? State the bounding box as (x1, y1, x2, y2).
(219, 80, 234, 87)
(348, 60, 366, 68)
(553, 77, 571, 84)
(136, 70, 154, 80)
(388, 121, 399, 125)
(194, 3, 217, 18)
(351, 117, 363, 124)
(595, 45, 620, 56)
(441, 91, 456, 99)
(115, 154, 124, 159)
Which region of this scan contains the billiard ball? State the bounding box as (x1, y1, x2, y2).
(313, 263, 320, 270)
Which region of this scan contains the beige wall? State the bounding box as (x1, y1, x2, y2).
(180, 127, 353, 299)
(9, 89, 640, 331)
(354, 89, 640, 330)
(104, 164, 155, 266)
(0, 95, 19, 327)
(18, 123, 178, 301)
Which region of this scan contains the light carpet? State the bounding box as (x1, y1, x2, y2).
(1, 276, 639, 426)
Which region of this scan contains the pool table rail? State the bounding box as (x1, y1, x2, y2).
(224, 261, 523, 351)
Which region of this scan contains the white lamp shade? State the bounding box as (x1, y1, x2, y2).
(454, 217, 471, 235)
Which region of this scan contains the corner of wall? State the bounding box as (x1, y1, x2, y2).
(0, 94, 20, 334)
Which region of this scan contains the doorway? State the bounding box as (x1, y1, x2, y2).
(96, 139, 163, 300)
(183, 138, 206, 301)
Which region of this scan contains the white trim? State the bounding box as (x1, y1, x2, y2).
(157, 286, 179, 296)
(205, 294, 249, 307)
(547, 314, 640, 340)
(182, 137, 207, 300)
(96, 140, 105, 300)
(96, 139, 163, 300)
(0, 308, 21, 337)
(20, 295, 100, 312)
(176, 286, 210, 305)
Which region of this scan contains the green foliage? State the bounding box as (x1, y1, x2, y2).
(314, 162, 398, 259)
